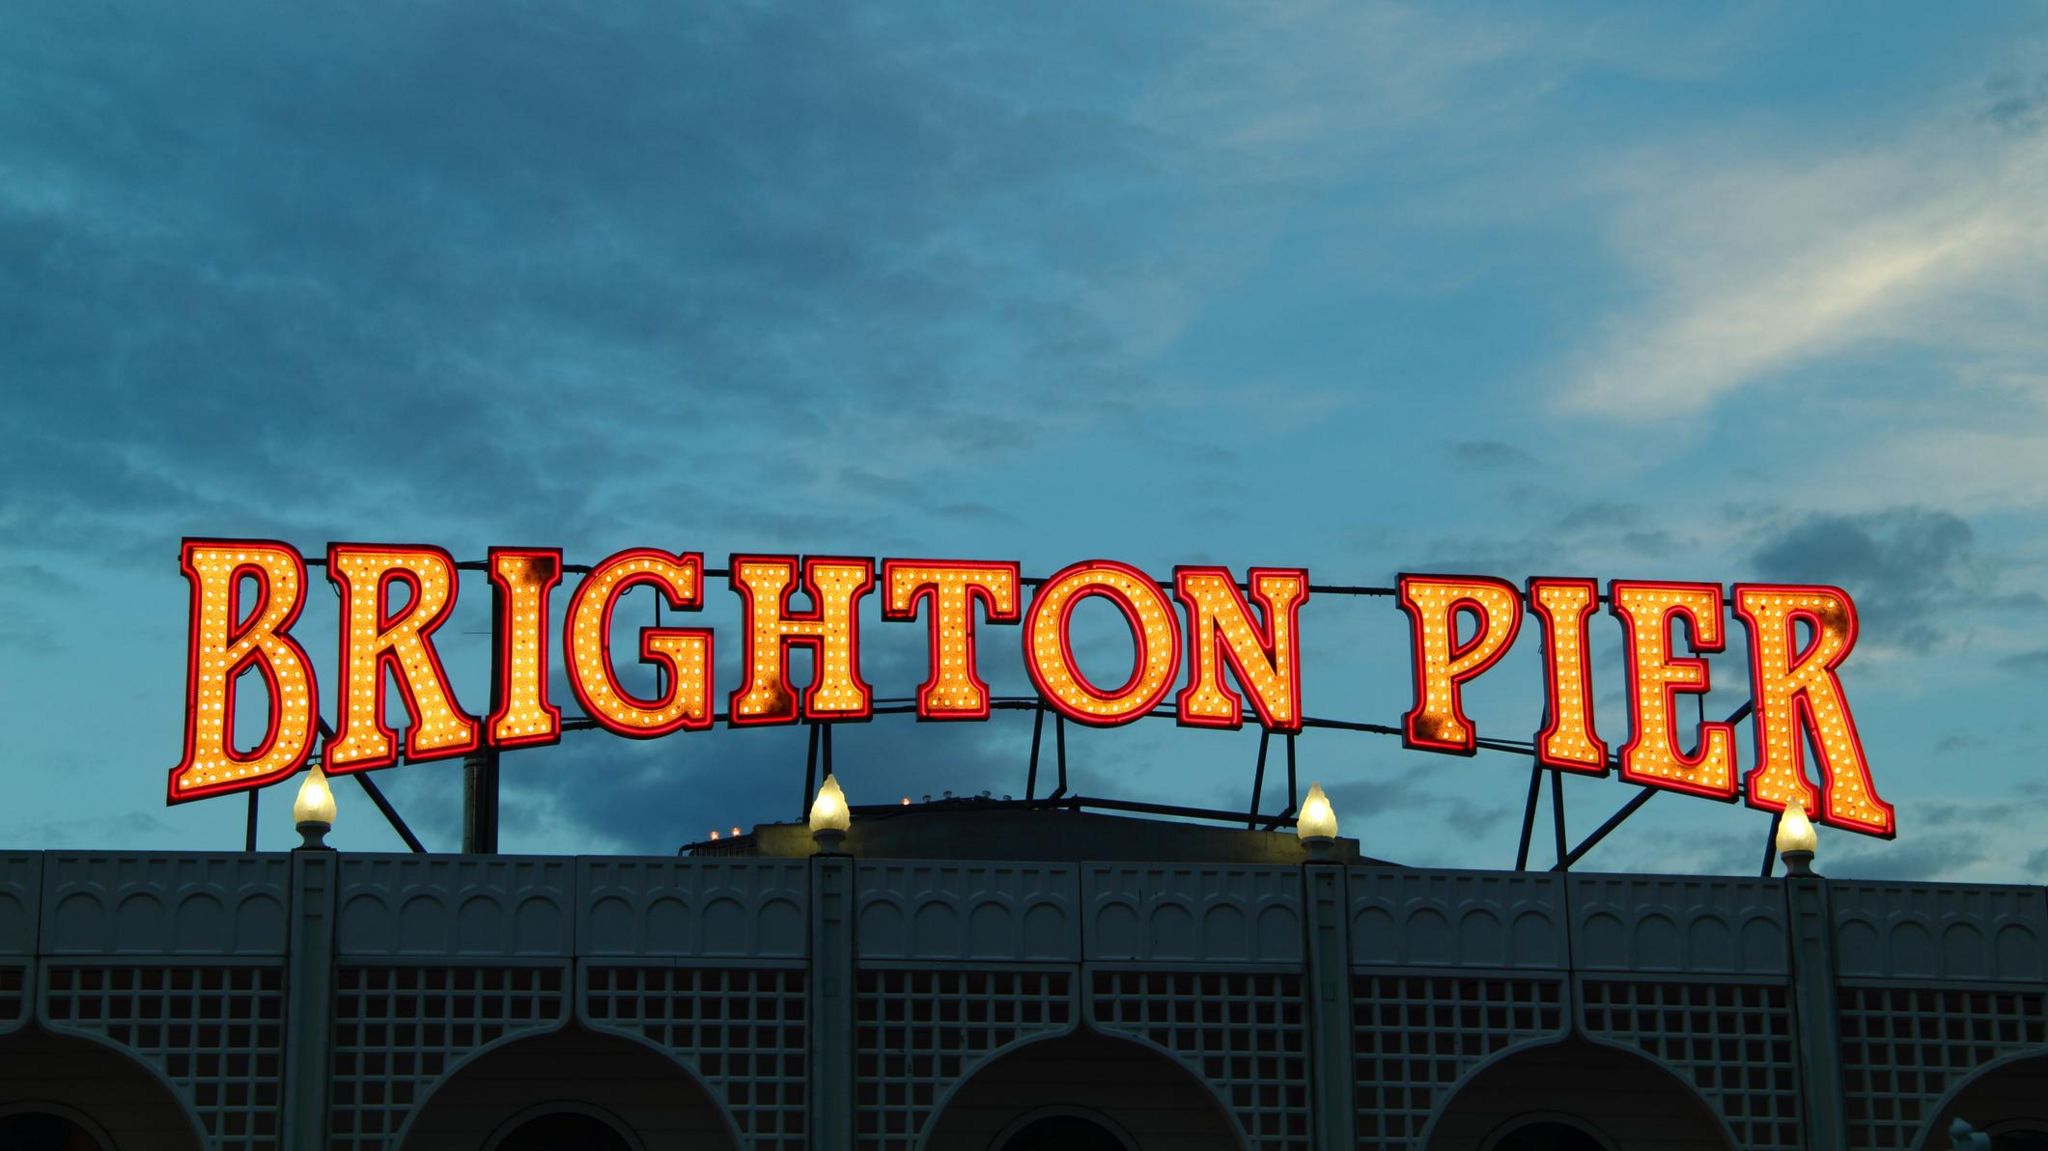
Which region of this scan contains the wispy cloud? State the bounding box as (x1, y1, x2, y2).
(1565, 86, 2048, 421)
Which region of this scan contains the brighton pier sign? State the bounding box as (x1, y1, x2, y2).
(164, 539, 1896, 837)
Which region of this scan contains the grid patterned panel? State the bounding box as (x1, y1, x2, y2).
(856, 968, 1072, 1151)
(1839, 985, 2048, 1150)
(584, 965, 809, 1151)
(1352, 974, 1564, 1151)
(1582, 979, 1799, 1150)
(43, 963, 284, 1151)
(1091, 969, 1310, 1151)
(0, 963, 24, 1032)
(329, 964, 567, 1151)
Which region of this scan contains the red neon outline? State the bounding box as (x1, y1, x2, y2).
(880, 558, 1022, 722)
(1733, 583, 1895, 838)
(727, 554, 877, 727)
(486, 546, 565, 751)
(1527, 576, 1608, 775)
(1172, 566, 1309, 733)
(165, 538, 319, 804)
(1023, 559, 1183, 728)
(562, 548, 714, 740)
(325, 543, 482, 776)
(1396, 574, 1523, 755)
(1607, 579, 1737, 803)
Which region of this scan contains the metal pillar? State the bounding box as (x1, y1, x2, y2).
(462, 749, 499, 853)
(810, 849, 856, 1151)
(1302, 859, 1356, 1151)
(1785, 870, 1848, 1151)
(280, 843, 338, 1148)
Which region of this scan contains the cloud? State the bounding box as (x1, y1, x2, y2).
(1449, 441, 1538, 471)
(1565, 90, 2048, 420)
(0, 4, 1226, 566)
(1997, 650, 2048, 678)
(1745, 507, 2020, 653)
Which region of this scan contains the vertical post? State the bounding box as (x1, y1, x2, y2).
(280, 843, 338, 1149)
(810, 849, 856, 1151)
(1785, 870, 1848, 1151)
(1301, 857, 1356, 1151)
(463, 574, 505, 853)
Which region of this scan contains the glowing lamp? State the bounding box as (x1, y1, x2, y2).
(810, 774, 851, 853)
(1297, 782, 1338, 860)
(1776, 796, 1818, 877)
(293, 761, 337, 849)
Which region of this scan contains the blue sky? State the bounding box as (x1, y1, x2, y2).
(4, 3, 2046, 881)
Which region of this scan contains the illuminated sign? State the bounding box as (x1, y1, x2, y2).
(164, 540, 1896, 837)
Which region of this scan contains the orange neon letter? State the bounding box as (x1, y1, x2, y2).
(1609, 581, 1736, 800)
(1174, 567, 1308, 731)
(1529, 577, 1608, 773)
(1024, 560, 1181, 726)
(882, 559, 1020, 719)
(326, 544, 481, 773)
(564, 549, 713, 737)
(166, 540, 319, 802)
(1397, 575, 1522, 753)
(728, 555, 875, 724)
(487, 547, 564, 748)
(1734, 584, 1894, 835)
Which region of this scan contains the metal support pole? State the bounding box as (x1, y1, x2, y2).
(1026, 704, 1044, 801)
(1301, 858, 1356, 1151)
(1247, 728, 1271, 829)
(1052, 713, 1068, 798)
(823, 722, 835, 778)
(1550, 769, 1568, 871)
(1284, 733, 1299, 817)
(244, 791, 259, 853)
(280, 844, 338, 1148)
(1515, 761, 1543, 871)
(461, 750, 499, 854)
(1785, 873, 1848, 1150)
(801, 723, 821, 817)
(810, 851, 856, 1151)
(1760, 811, 1784, 878)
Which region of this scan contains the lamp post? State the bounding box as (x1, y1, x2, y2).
(1297, 781, 1338, 862)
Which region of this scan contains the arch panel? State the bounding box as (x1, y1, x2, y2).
(1424, 1035, 1734, 1151)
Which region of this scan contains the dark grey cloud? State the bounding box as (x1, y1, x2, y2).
(1, 3, 1192, 565)
(1745, 507, 2026, 653)
(1449, 441, 1538, 471)
(1996, 650, 2048, 679)
(1983, 72, 2048, 136)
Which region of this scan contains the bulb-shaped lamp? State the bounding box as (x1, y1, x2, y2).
(1776, 796, 1818, 877)
(294, 761, 337, 849)
(1297, 782, 1338, 860)
(809, 774, 851, 853)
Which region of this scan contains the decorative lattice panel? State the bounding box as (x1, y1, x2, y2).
(1352, 974, 1565, 1151)
(583, 964, 809, 1151)
(1839, 985, 2048, 1150)
(1091, 969, 1310, 1151)
(43, 963, 284, 1151)
(1582, 979, 1800, 1150)
(0, 963, 25, 1032)
(329, 964, 567, 1151)
(855, 967, 1072, 1151)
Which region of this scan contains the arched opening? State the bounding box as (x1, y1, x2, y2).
(0, 1026, 204, 1151)
(1425, 1037, 1733, 1151)
(1923, 1053, 2048, 1151)
(993, 1108, 1137, 1151)
(921, 1029, 1243, 1151)
(1485, 1119, 1610, 1151)
(488, 1107, 638, 1151)
(398, 1025, 738, 1151)
(0, 1110, 113, 1151)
